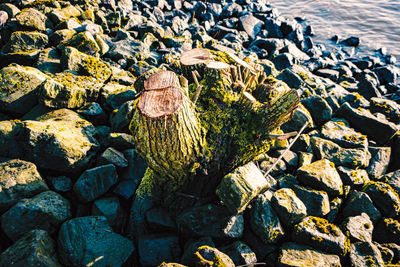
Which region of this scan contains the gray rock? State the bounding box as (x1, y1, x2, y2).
(219, 241, 257, 266)
(296, 159, 343, 197)
(337, 166, 370, 187)
(138, 234, 181, 267)
(48, 5, 81, 25)
(108, 133, 135, 150)
(383, 170, 400, 195)
(0, 159, 48, 213)
(216, 162, 271, 214)
(1, 31, 48, 54)
(250, 193, 285, 244)
(113, 179, 136, 199)
(340, 190, 382, 223)
(270, 149, 299, 171)
(239, 14, 263, 40)
(373, 66, 398, 85)
(273, 53, 294, 71)
(281, 104, 314, 132)
(374, 218, 400, 245)
(292, 216, 348, 255)
(194, 246, 234, 267)
(92, 197, 126, 233)
(109, 100, 135, 132)
(100, 83, 136, 111)
(311, 137, 371, 168)
(48, 176, 72, 193)
(367, 146, 391, 179)
(326, 197, 343, 223)
(302, 95, 332, 125)
(15, 8, 46, 31)
(35, 48, 62, 74)
(1, 191, 71, 241)
(58, 216, 134, 267)
(370, 97, 400, 124)
(321, 120, 368, 149)
(336, 102, 398, 145)
(349, 242, 385, 267)
(0, 230, 61, 267)
(258, 154, 287, 177)
(76, 102, 108, 125)
(315, 69, 340, 82)
(382, 243, 400, 263)
(374, 242, 394, 265)
(362, 181, 400, 218)
(0, 64, 48, 115)
(97, 147, 128, 168)
(271, 188, 307, 227)
(276, 69, 303, 89)
(145, 206, 176, 232)
(297, 152, 314, 168)
(181, 237, 215, 266)
(73, 164, 118, 203)
(278, 242, 341, 267)
(291, 184, 330, 217)
(342, 213, 373, 243)
(177, 204, 244, 240)
(57, 31, 100, 57)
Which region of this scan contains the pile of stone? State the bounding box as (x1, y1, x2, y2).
(0, 0, 399, 266)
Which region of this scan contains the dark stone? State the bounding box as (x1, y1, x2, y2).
(301, 95, 332, 126)
(349, 242, 385, 267)
(219, 241, 257, 266)
(138, 234, 181, 267)
(272, 53, 294, 71)
(97, 147, 128, 168)
(276, 69, 303, 89)
(145, 206, 176, 232)
(181, 237, 215, 266)
(362, 181, 400, 218)
(92, 197, 127, 233)
(340, 36, 360, 47)
(373, 66, 398, 85)
(48, 176, 72, 193)
(340, 190, 381, 223)
(239, 14, 263, 40)
(315, 68, 340, 82)
(76, 102, 108, 125)
(271, 188, 307, 227)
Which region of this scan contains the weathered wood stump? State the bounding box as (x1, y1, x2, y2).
(128, 48, 299, 237)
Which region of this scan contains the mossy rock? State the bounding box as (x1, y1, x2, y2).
(362, 181, 400, 218)
(50, 29, 76, 46)
(57, 31, 100, 57)
(48, 5, 81, 25)
(15, 8, 46, 31)
(321, 120, 368, 149)
(38, 72, 103, 108)
(1, 31, 48, 54)
(0, 64, 48, 115)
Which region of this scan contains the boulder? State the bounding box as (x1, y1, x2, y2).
(340, 190, 381, 223)
(349, 242, 385, 267)
(219, 241, 257, 266)
(362, 181, 400, 218)
(97, 147, 128, 168)
(239, 14, 263, 40)
(145, 206, 176, 232)
(57, 31, 100, 57)
(271, 188, 307, 227)
(341, 213, 373, 243)
(301, 95, 332, 126)
(92, 197, 126, 232)
(138, 234, 181, 267)
(337, 166, 370, 187)
(290, 184, 330, 217)
(321, 120, 368, 149)
(15, 8, 46, 31)
(367, 146, 391, 179)
(1, 31, 48, 54)
(181, 237, 215, 266)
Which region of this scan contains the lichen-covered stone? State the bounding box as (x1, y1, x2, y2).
(219, 241, 257, 266)
(342, 213, 373, 243)
(49, 29, 76, 46)
(181, 237, 215, 266)
(374, 218, 400, 245)
(58, 216, 134, 267)
(216, 162, 271, 214)
(311, 136, 371, 168)
(34, 48, 62, 74)
(249, 192, 285, 244)
(0, 230, 61, 267)
(290, 184, 330, 217)
(349, 242, 385, 267)
(0, 64, 48, 115)
(340, 190, 382, 223)
(57, 31, 100, 56)
(38, 72, 103, 108)
(1, 31, 48, 54)
(370, 97, 400, 124)
(383, 170, 400, 195)
(177, 204, 244, 240)
(48, 5, 81, 25)
(73, 164, 118, 203)
(271, 188, 307, 226)
(367, 146, 391, 179)
(321, 120, 368, 149)
(292, 216, 349, 255)
(15, 8, 46, 31)
(138, 234, 181, 267)
(100, 82, 136, 111)
(1, 191, 71, 241)
(296, 159, 343, 197)
(337, 166, 370, 187)
(194, 246, 235, 267)
(76, 102, 107, 125)
(362, 181, 400, 218)
(278, 242, 341, 267)
(0, 159, 48, 213)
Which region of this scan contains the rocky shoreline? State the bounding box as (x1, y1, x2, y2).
(0, 0, 399, 266)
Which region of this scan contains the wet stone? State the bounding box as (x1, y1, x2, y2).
(73, 164, 118, 203)
(349, 242, 385, 267)
(138, 234, 181, 267)
(219, 241, 257, 266)
(271, 188, 307, 227)
(216, 162, 271, 214)
(340, 190, 382, 223)
(1, 191, 71, 241)
(292, 216, 348, 255)
(341, 213, 373, 243)
(362, 181, 400, 218)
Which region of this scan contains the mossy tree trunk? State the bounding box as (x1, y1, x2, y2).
(129, 48, 299, 236)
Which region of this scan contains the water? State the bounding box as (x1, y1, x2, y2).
(270, 0, 400, 59)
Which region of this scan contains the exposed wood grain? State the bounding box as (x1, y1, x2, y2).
(138, 87, 183, 119)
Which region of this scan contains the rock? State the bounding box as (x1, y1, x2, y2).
(278, 242, 341, 267)
(177, 204, 244, 240)
(138, 234, 181, 267)
(273, 53, 294, 71)
(373, 65, 398, 85)
(340, 190, 382, 223)
(383, 170, 400, 195)
(292, 216, 348, 255)
(113, 179, 136, 199)
(158, 263, 186, 267)
(194, 246, 234, 267)
(0, 64, 48, 115)
(145, 206, 176, 232)
(58, 31, 100, 57)
(259, 154, 287, 176)
(298, 152, 314, 167)
(340, 36, 360, 47)
(315, 69, 340, 82)
(362, 181, 400, 218)
(15, 8, 46, 31)
(249, 193, 285, 244)
(97, 147, 128, 168)
(100, 83, 136, 111)
(1, 191, 71, 241)
(310, 137, 371, 168)
(349, 242, 385, 267)
(281, 43, 310, 61)
(39, 72, 103, 109)
(374, 218, 400, 245)
(337, 166, 370, 187)
(271, 188, 307, 227)
(0, 230, 61, 267)
(367, 146, 391, 179)
(48, 176, 72, 193)
(48, 5, 81, 25)
(35, 48, 62, 74)
(296, 159, 343, 197)
(291, 184, 330, 217)
(73, 164, 118, 203)
(336, 103, 398, 145)
(1, 31, 48, 54)
(219, 241, 257, 266)
(382, 243, 400, 263)
(281, 104, 314, 132)
(0, 4, 19, 18)
(375, 242, 394, 264)
(321, 120, 368, 149)
(76, 102, 108, 125)
(301, 95, 332, 125)
(181, 237, 215, 266)
(50, 29, 76, 46)
(92, 197, 126, 232)
(239, 14, 263, 40)
(58, 216, 134, 267)
(276, 69, 303, 89)
(216, 162, 271, 214)
(0, 159, 48, 213)
(109, 100, 135, 132)
(61, 46, 112, 83)
(108, 133, 135, 150)
(342, 213, 373, 243)
(370, 97, 400, 124)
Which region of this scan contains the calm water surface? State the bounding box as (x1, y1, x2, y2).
(270, 0, 400, 58)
